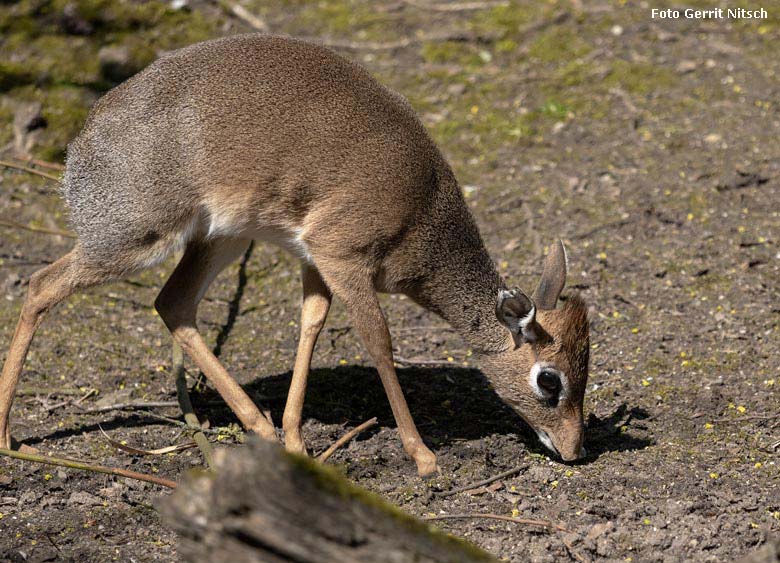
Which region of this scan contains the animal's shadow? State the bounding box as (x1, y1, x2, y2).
(582, 404, 653, 460)
(242, 366, 653, 459)
(30, 364, 652, 460)
(247, 365, 530, 447)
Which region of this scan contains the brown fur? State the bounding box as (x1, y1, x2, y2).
(0, 35, 589, 474)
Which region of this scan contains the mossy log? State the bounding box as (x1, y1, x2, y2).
(158, 438, 497, 563)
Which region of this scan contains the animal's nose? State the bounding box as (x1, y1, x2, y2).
(559, 444, 586, 462)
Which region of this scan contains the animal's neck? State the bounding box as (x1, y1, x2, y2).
(422, 251, 509, 354)
(406, 170, 510, 354)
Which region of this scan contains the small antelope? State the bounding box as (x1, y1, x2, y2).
(0, 35, 589, 475)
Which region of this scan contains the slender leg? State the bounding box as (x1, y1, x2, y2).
(155, 238, 278, 442)
(282, 264, 332, 454)
(314, 260, 438, 476)
(0, 248, 107, 448)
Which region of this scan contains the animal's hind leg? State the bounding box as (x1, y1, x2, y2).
(282, 263, 331, 454)
(0, 248, 109, 448)
(155, 237, 278, 442)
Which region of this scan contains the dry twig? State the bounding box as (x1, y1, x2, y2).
(17, 157, 65, 171)
(423, 512, 571, 533)
(212, 0, 268, 32)
(0, 159, 61, 181)
(404, 0, 509, 11)
(317, 417, 378, 462)
(173, 343, 215, 468)
(310, 31, 496, 52)
(394, 355, 458, 367)
(0, 217, 75, 239)
(0, 447, 177, 489)
(134, 410, 224, 436)
(98, 425, 196, 456)
(80, 401, 179, 414)
(18, 387, 83, 396)
(435, 463, 528, 497)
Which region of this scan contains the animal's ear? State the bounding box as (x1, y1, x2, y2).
(533, 239, 567, 310)
(496, 288, 539, 344)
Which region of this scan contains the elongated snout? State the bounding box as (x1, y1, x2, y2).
(538, 421, 586, 462)
(555, 426, 586, 462)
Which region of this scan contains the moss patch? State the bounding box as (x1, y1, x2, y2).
(285, 451, 496, 561)
(604, 60, 677, 96)
(0, 0, 223, 161)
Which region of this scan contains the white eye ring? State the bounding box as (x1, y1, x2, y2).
(529, 362, 568, 401)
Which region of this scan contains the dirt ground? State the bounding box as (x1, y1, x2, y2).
(1, 1, 778, 562)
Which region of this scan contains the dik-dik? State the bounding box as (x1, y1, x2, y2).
(0, 35, 589, 476)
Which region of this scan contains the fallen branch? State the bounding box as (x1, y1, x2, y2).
(99, 425, 196, 456)
(435, 463, 528, 497)
(0, 159, 61, 181)
(212, 0, 268, 32)
(423, 513, 571, 533)
(159, 439, 497, 562)
(403, 0, 509, 11)
(394, 355, 457, 367)
(0, 217, 75, 239)
(0, 447, 177, 489)
(317, 417, 378, 462)
(134, 410, 224, 437)
(18, 386, 83, 396)
(310, 31, 497, 52)
(80, 400, 179, 414)
(18, 157, 65, 171)
(173, 342, 215, 468)
(44, 388, 98, 412)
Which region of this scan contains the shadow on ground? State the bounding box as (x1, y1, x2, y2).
(29, 365, 652, 458)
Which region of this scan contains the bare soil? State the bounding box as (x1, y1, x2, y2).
(0, 1, 778, 562)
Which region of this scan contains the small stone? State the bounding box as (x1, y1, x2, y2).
(586, 521, 613, 541)
(98, 484, 125, 500)
(447, 83, 466, 96)
(68, 491, 102, 506)
(704, 133, 722, 144)
(676, 60, 697, 74)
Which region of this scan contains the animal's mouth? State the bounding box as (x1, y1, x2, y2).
(535, 429, 559, 456)
(536, 429, 587, 461)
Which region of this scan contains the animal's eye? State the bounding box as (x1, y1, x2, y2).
(537, 369, 562, 398)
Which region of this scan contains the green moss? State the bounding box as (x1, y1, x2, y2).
(0, 0, 222, 159)
(285, 451, 496, 561)
(604, 60, 676, 96)
(554, 59, 595, 88)
(30, 85, 94, 161)
(0, 101, 13, 148)
(0, 61, 36, 92)
(529, 27, 591, 63)
(539, 99, 571, 119)
(470, 2, 534, 38)
(295, 0, 395, 39)
(421, 41, 489, 68)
